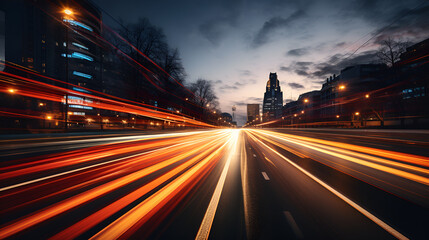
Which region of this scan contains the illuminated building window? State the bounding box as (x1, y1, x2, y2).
(61, 52, 93, 61)
(69, 105, 93, 110)
(73, 71, 92, 79)
(63, 19, 93, 32)
(72, 112, 85, 116)
(73, 87, 90, 93)
(72, 42, 89, 50)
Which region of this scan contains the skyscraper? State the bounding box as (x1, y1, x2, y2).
(263, 72, 283, 121)
(247, 104, 260, 123)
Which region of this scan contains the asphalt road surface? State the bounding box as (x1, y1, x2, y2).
(0, 129, 428, 239)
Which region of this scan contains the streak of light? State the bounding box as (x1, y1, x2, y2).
(0, 130, 230, 238)
(250, 130, 429, 186)
(245, 130, 409, 240)
(195, 130, 240, 240)
(90, 130, 238, 239)
(0, 71, 213, 127)
(51, 133, 229, 239)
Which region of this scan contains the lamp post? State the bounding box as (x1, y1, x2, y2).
(63, 8, 74, 131)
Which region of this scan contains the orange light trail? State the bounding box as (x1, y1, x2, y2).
(0, 130, 233, 238)
(248, 130, 429, 186)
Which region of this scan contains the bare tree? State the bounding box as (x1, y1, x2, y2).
(377, 38, 411, 67)
(117, 18, 168, 62)
(160, 48, 186, 84)
(190, 79, 219, 108)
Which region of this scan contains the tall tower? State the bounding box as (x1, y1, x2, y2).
(262, 73, 283, 121)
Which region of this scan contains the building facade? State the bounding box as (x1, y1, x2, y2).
(246, 104, 259, 123)
(262, 72, 283, 121)
(0, 0, 102, 129)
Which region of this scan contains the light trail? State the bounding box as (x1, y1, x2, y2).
(245, 130, 409, 240)
(90, 131, 237, 239)
(195, 129, 240, 240)
(0, 71, 214, 128)
(0, 129, 426, 238)
(249, 130, 429, 186)
(0, 130, 230, 238)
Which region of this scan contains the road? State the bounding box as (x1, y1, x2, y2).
(0, 129, 428, 239)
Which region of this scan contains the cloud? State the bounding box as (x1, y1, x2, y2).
(286, 48, 308, 56)
(311, 50, 380, 78)
(252, 10, 305, 47)
(240, 70, 253, 76)
(373, 4, 429, 43)
(288, 82, 304, 89)
(280, 66, 291, 71)
(231, 97, 262, 107)
(219, 85, 238, 90)
(294, 70, 309, 76)
(231, 101, 247, 106)
(280, 61, 313, 75)
(246, 97, 262, 102)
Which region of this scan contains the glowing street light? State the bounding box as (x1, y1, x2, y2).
(294, 114, 297, 117)
(339, 85, 345, 90)
(301, 110, 304, 114)
(336, 115, 340, 118)
(8, 88, 16, 93)
(365, 94, 370, 98)
(39, 103, 44, 106)
(63, 8, 74, 16)
(355, 112, 360, 116)
(46, 116, 52, 120)
(304, 98, 309, 103)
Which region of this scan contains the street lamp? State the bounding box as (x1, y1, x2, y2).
(355, 112, 360, 116)
(339, 85, 345, 90)
(365, 94, 370, 98)
(304, 98, 309, 103)
(8, 88, 16, 93)
(63, 8, 74, 16)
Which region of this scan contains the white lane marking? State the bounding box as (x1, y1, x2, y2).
(284, 211, 304, 239)
(196, 131, 240, 240)
(248, 132, 409, 240)
(261, 172, 270, 181)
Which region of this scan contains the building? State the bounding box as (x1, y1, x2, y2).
(262, 72, 283, 121)
(221, 112, 233, 123)
(247, 104, 259, 123)
(0, 0, 102, 129)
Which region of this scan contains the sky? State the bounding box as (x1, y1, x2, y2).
(93, 0, 429, 126)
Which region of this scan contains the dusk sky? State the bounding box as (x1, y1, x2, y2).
(94, 0, 429, 125)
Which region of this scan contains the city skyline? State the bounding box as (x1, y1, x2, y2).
(94, 0, 429, 125)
